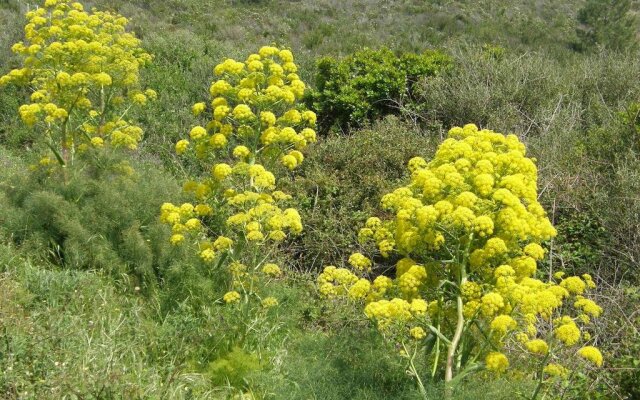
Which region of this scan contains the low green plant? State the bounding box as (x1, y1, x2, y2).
(613, 286, 640, 399)
(0, 149, 180, 288)
(0, 243, 207, 399)
(208, 347, 263, 387)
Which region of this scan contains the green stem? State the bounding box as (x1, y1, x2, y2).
(445, 293, 464, 385)
(403, 342, 428, 400)
(61, 91, 83, 167)
(445, 234, 473, 396)
(45, 140, 65, 166)
(431, 334, 440, 379)
(431, 296, 444, 379)
(530, 352, 551, 400)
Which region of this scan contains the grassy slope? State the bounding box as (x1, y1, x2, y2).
(1, 0, 639, 399)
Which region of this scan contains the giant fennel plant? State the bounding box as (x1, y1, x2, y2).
(318, 124, 603, 397)
(0, 0, 154, 167)
(160, 46, 315, 342)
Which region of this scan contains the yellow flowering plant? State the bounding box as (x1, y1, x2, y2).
(317, 124, 603, 397)
(160, 46, 314, 352)
(0, 0, 154, 167)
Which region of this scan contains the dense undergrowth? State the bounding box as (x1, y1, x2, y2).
(1, 0, 639, 399)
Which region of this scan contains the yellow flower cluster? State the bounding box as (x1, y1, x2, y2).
(161, 189, 301, 244)
(261, 296, 279, 308)
(348, 252, 372, 272)
(525, 339, 549, 355)
(577, 346, 603, 367)
(485, 352, 509, 373)
(317, 266, 359, 297)
(223, 291, 241, 303)
(174, 45, 316, 170)
(262, 263, 283, 277)
(553, 316, 581, 346)
(368, 124, 557, 261)
(543, 363, 568, 377)
(364, 298, 414, 329)
(490, 315, 517, 336)
(164, 46, 310, 251)
(317, 124, 603, 376)
(409, 326, 426, 340)
(0, 0, 154, 165)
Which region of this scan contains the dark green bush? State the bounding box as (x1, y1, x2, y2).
(574, 0, 637, 52)
(306, 48, 451, 134)
(280, 117, 437, 271)
(544, 209, 611, 277)
(580, 101, 640, 165)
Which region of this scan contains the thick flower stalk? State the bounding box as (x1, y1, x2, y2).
(0, 0, 154, 166)
(161, 46, 315, 309)
(318, 124, 602, 393)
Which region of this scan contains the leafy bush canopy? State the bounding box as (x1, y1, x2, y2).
(575, 0, 638, 52)
(307, 47, 451, 134)
(0, 151, 181, 287)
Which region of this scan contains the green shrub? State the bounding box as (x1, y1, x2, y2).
(562, 101, 640, 282)
(414, 48, 640, 138)
(574, 0, 637, 52)
(577, 102, 640, 168)
(281, 117, 436, 270)
(413, 48, 565, 135)
(307, 48, 450, 134)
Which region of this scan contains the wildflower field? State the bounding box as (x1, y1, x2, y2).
(0, 0, 639, 399)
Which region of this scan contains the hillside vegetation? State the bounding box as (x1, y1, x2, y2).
(0, 0, 639, 399)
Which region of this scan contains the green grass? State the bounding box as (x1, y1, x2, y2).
(0, 242, 537, 399)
